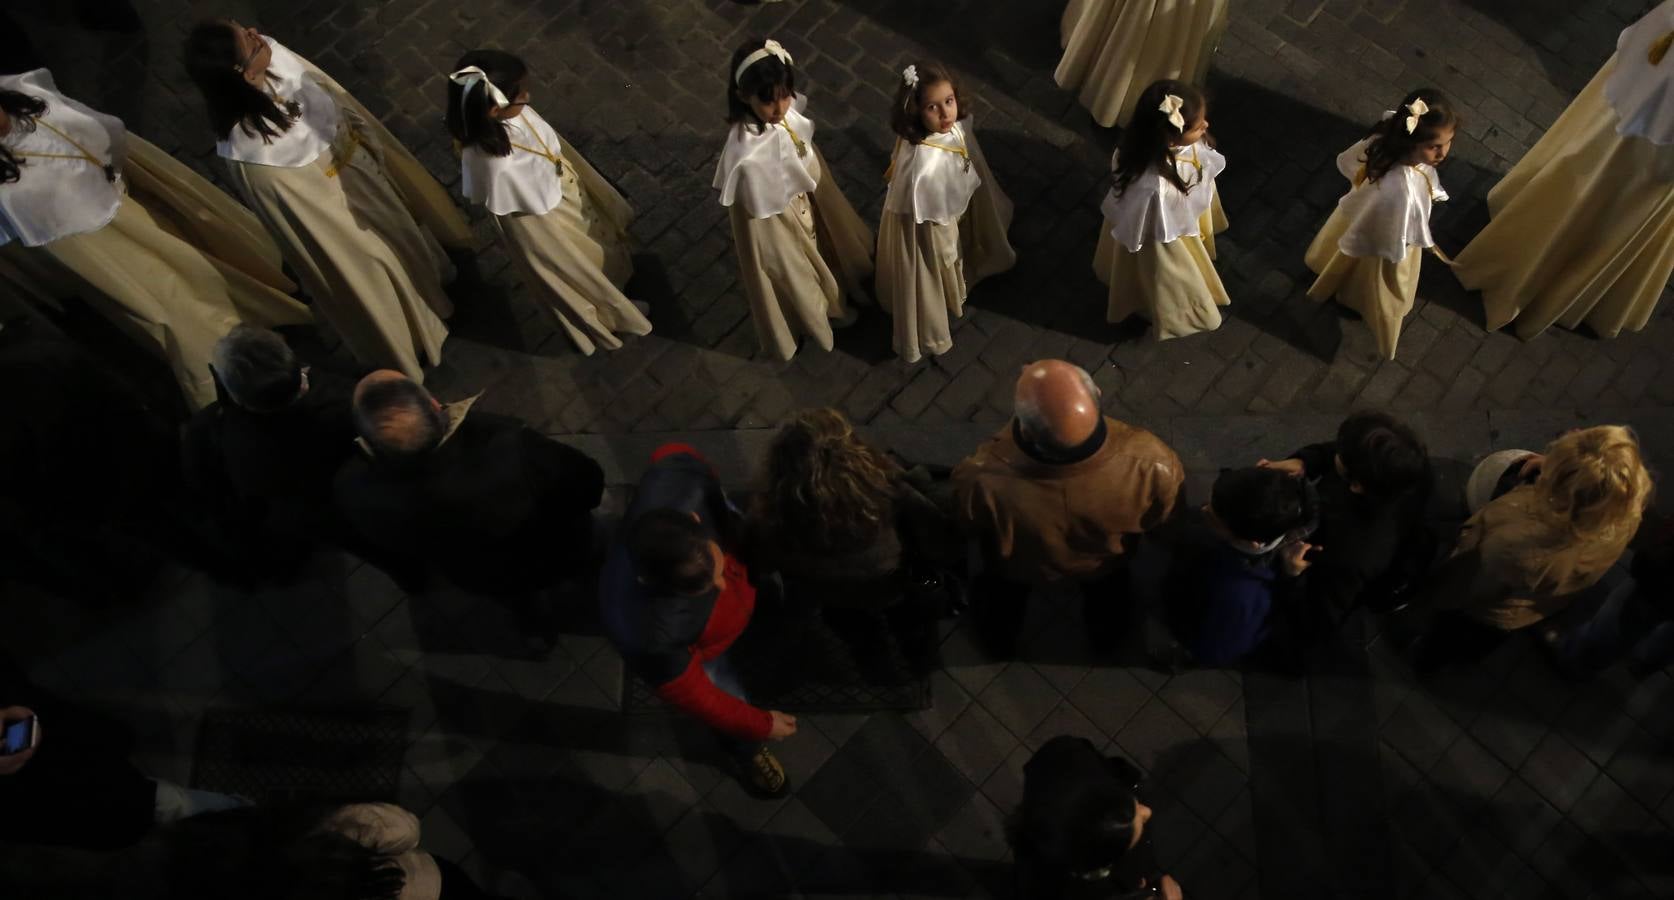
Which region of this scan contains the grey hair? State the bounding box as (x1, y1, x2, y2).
(1015, 364, 1100, 444)
(211, 326, 300, 412)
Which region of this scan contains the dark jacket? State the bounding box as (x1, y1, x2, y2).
(599, 445, 772, 741)
(1290, 440, 1433, 619)
(748, 474, 960, 611)
(333, 411, 603, 593)
(181, 372, 356, 544)
(1166, 519, 1301, 667)
(1016, 736, 1163, 900)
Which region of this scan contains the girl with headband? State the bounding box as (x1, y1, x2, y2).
(713, 37, 873, 361)
(447, 49, 651, 355)
(0, 69, 308, 409)
(1056, 0, 1230, 128)
(877, 59, 1014, 364)
(1096, 79, 1229, 340)
(1304, 89, 1458, 360)
(183, 19, 471, 383)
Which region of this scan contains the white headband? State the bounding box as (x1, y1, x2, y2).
(1159, 94, 1186, 132)
(734, 39, 793, 86)
(1404, 98, 1430, 134)
(449, 66, 511, 121)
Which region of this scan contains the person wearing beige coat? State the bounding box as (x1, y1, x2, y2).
(1414, 426, 1653, 672)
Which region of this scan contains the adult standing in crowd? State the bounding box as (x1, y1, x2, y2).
(600, 444, 799, 797)
(747, 408, 962, 675)
(181, 326, 356, 574)
(334, 370, 604, 597)
(1414, 425, 1653, 672)
(953, 360, 1183, 657)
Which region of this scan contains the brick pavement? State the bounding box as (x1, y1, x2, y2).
(8, 0, 1674, 898)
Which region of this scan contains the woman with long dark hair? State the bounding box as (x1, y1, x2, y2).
(447, 48, 651, 355)
(747, 408, 961, 674)
(182, 19, 471, 383)
(0, 70, 309, 409)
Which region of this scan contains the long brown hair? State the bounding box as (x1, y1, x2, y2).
(1112, 80, 1206, 199)
(761, 408, 903, 549)
(1360, 88, 1457, 183)
(889, 59, 964, 144)
(182, 20, 298, 142)
(1534, 425, 1653, 541)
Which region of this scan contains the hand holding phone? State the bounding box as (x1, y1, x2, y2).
(0, 706, 39, 776)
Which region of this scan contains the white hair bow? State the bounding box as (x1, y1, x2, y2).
(449, 66, 511, 121)
(733, 39, 795, 85)
(1404, 98, 1430, 134)
(902, 65, 919, 88)
(1159, 94, 1186, 132)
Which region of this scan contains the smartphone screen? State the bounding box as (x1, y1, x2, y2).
(2, 717, 34, 754)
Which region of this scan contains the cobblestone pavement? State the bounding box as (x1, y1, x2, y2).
(10, 0, 1674, 898)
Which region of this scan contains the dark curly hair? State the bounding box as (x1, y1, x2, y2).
(759, 408, 902, 551)
(0, 89, 48, 185)
(1359, 88, 1457, 183)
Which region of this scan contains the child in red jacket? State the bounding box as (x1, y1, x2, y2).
(599, 444, 798, 795)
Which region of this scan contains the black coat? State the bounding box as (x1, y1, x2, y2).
(333, 412, 604, 593)
(180, 373, 356, 545)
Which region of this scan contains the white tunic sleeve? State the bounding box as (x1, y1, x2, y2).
(712, 96, 820, 219)
(0, 68, 125, 247)
(461, 105, 566, 216)
(1326, 145, 1447, 262)
(882, 118, 982, 225)
(1605, 0, 1674, 144)
(1099, 139, 1226, 252)
(215, 36, 339, 168)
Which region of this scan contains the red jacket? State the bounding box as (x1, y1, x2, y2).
(600, 444, 773, 741)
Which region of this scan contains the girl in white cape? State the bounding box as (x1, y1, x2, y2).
(0, 68, 308, 409)
(877, 60, 1016, 363)
(448, 49, 651, 355)
(183, 19, 472, 382)
(1305, 89, 1457, 360)
(1094, 79, 1229, 339)
(713, 37, 874, 361)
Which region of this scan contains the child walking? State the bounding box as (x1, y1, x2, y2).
(448, 49, 651, 355)
(713, 38, 873, 362)
(1305, 89, 1457, 359)
(877, 60, 1016, 363)
(1094, 79, 1229, 339)
(183, 19, 469, 382)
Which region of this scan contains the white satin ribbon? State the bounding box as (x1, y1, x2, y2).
(449, 66, 511, 122)
(902, 64, 919, 88)
(1160, 94, 1186, 132)
(733, 39, 794, 85)
(1404, 98, 1430, 134)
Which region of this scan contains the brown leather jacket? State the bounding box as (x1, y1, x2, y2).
(953, 417, 1183, 584)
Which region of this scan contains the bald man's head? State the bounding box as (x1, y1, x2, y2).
(352, 370, 446, 458)
(1014, 360, 1101, 454)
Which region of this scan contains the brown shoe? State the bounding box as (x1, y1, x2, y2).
(738, 747, 789, 797)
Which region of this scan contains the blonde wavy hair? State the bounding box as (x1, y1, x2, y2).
(762, 408, 902, 549)
(1534, 425, 1653, 539)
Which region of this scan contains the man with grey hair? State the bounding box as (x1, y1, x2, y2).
(334, 370, 605, 598)
(181, 326, 355, 572)
(952, 359, 1184, 657)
